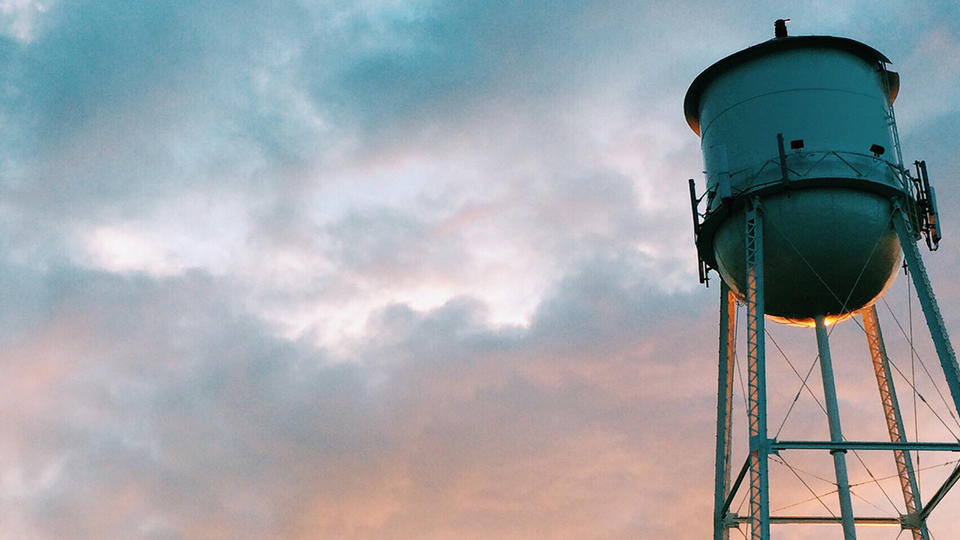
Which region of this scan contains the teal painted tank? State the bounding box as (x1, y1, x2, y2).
(684, 34, 906, 325)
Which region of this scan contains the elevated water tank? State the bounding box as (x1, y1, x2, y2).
(684, 32, 907, 325)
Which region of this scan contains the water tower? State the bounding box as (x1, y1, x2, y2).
(685, 21, 959, 540)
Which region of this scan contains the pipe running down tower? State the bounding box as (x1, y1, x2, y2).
(686, 20, 956, 540)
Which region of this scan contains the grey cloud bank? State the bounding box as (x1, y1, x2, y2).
(0, 255, 713, 538)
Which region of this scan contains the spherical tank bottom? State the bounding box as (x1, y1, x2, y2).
(712, 188, 901, 325)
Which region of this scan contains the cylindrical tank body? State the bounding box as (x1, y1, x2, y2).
(684, 36, 907, 324)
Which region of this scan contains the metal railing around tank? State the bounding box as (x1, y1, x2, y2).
(688, 138, 941, 285)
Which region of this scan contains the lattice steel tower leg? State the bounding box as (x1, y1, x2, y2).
(744, 198, 770, 540)
(860, 305, 929, 540)
(714, 282, 737, 540)
(892, 201, 960, 416)
(814, 316, 857, 540)
(890, 199, 960, 533)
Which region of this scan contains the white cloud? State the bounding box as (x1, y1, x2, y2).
(0, 0, 53, 43)
(78, 194, 251, 278)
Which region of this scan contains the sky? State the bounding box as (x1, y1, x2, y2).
(0, 1, 959, 538)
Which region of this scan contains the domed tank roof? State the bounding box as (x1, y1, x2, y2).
(684, 35, 896, 136)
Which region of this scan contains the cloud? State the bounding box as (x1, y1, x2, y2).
(0, 247, 733, 538)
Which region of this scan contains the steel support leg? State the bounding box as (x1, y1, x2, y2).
(744, 198, 770, 540)
(892, 201, 960, 418)
(861, 306, 929, 540)
(715, 282, 737, 540)
(814, 315, 857, 540)
(920, 462, 960, 521)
